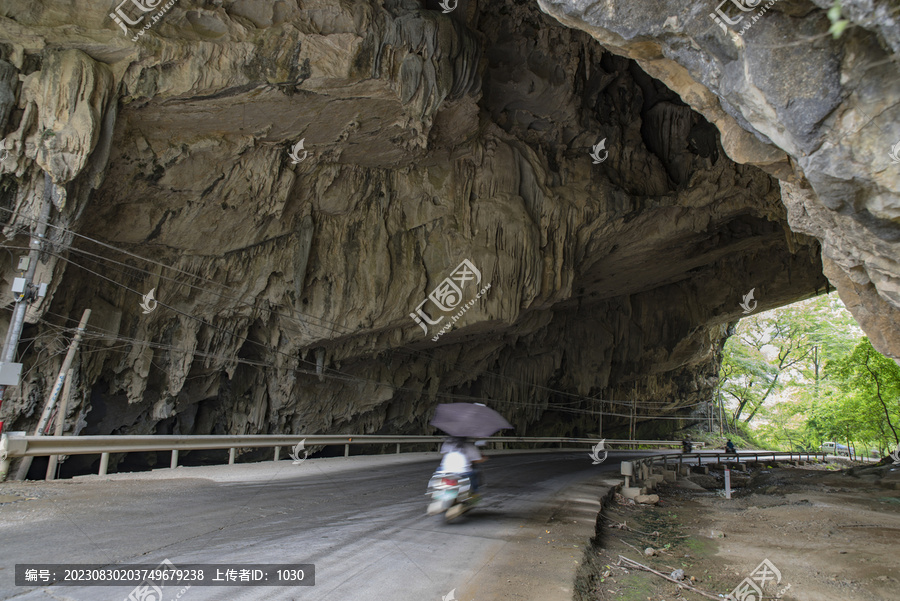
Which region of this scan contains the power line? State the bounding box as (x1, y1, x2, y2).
(34, 308, 702, 421)
(6, 214, 603, 404)
(2, 214, 700, 421)
(8, 216, 632, 407)
(0, 206, 229, 290)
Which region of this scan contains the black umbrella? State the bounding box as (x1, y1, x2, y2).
(429, 403, 513, 438)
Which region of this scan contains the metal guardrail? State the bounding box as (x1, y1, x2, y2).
(0, 433, 702, 479)
(630, 450, 826, 472)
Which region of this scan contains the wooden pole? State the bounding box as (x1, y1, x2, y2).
(15, 309, 90, 480)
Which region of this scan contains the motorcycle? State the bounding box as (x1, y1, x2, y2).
(682, 439, 693, 453)
(426, 469, 481, 521)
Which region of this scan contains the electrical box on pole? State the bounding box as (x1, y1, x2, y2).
(0, 363, 23, 386)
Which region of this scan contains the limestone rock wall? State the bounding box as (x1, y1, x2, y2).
(0, 0, 863, 467)
(538, 0, 900, 359)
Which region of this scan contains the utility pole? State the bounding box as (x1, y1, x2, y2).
(0, 173, 54, 437)
(15, 309, 90, 480)
(630, 384, 636, 449)
(598, 399, 603, 438)
(45, 368, 73, 480)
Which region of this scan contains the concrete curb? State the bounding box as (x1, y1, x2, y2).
(457, 475, 621, 601)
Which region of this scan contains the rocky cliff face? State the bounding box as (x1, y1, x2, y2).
(539, 0, 900, 358)
(0, 0, 891, 468)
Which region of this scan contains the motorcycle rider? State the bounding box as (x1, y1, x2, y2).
(681, 435, 693, 453)
(724, 439, 737, 454)
(439, 436, 486, 497)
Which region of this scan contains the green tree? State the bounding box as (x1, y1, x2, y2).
(719, 299, 828, 427)
(718, 292, 865, 450)
(823, 337, 900, 448)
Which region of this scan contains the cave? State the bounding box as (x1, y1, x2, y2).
(0, 0, 897, 475)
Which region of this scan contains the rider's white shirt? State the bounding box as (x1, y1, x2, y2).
(441, 450, 470, 473)
(439, 442, 481, 473)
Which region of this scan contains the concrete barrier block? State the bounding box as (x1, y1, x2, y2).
(621, 486, 643, 499)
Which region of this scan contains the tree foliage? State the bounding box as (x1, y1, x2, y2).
(717, 293, 899, 455)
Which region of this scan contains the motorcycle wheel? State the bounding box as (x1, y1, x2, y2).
(445, 503, 467, 522)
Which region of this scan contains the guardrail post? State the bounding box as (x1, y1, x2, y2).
(274, 446, 280, 461)
(0, 434, 10, 480)
(229, 448, 235, 464)
(344, 444, 350, 457)
(99, 452, 109, 476)
(724, 467, 732, 499)
(396, 443, 401, 454)
(170, 449, 178, 469)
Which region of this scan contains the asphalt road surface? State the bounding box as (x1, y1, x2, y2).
(0, 450, 663, 601)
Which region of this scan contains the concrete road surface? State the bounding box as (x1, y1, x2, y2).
(0, 450, 657, 601)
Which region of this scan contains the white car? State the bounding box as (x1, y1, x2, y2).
(819, 442, 854, 456)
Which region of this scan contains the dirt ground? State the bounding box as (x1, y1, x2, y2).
(575, 459, 900, 601)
